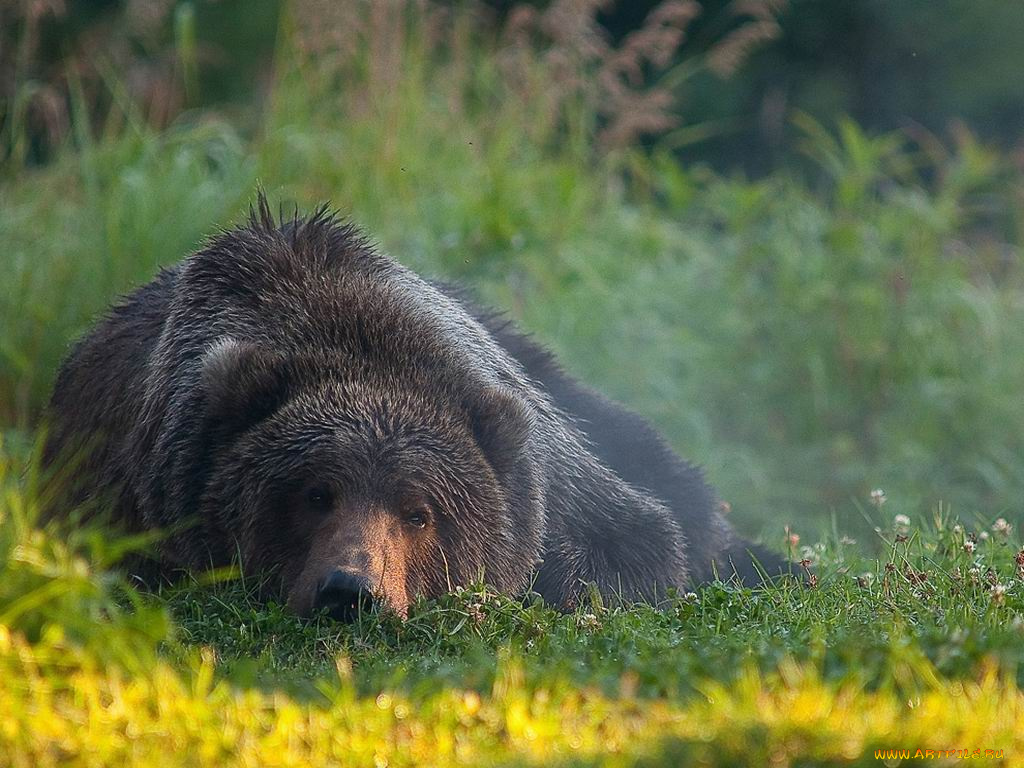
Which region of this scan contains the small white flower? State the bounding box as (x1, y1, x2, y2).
(953, 524, 963, 536)
(870, 489, 887, 507)
(964, 540, 977, 554)
(980, 531, 990, 541)
(991, 583, 1009, 604)
(993, 518, 1012, 536)
(893, 514, 911, 533)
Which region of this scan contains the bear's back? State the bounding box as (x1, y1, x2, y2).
(44, 265, 181, 522)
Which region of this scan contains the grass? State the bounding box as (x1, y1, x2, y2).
(3, 89, 1023, 539)
(3, 449, 1024, 765)
(3, 2, 1024, 763)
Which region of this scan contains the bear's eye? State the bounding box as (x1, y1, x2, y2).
(402, 505, 431, 530)
(305, 485, 334, 512)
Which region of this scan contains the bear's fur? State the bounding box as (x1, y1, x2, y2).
(44, 196, 784, 617)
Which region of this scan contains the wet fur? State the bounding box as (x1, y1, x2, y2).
(44, 196, 785, 612)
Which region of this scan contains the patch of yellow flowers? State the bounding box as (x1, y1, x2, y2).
(2, 623, 1024, 767)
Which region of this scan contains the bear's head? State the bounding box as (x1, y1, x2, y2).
(197, 338, 541, 620)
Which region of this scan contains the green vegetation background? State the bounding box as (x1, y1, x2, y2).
(3, 0, 1024, 540)
(1, 2, 1024, 764)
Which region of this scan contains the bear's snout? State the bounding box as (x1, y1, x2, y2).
(314, 570, 378, 622)
(286, 502, 414, 619)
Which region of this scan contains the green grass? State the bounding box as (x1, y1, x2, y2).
(2, 449, 1024, 765)
(3, 4, 1024, 763)
(164, 531, 1024, 706)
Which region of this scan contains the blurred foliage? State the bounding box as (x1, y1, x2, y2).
(1, 1, 1023, 540)
(6, 1, 1022, 173)
(594, 0, 1024, 173)
(0, 0, 281, 167)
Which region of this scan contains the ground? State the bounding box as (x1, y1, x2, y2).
(1, 446, 1023, 765)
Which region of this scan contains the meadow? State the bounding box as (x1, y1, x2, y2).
(2, 2, 1024, 764)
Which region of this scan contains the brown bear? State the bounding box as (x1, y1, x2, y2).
(44, 195, 784, 620)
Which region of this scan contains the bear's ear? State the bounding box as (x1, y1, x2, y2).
(466, 387, 533, 480)
(201, 337, 291, 438)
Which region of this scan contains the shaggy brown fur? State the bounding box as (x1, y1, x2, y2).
(44, 195, 783, 619)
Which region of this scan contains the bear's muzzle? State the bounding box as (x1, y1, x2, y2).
(314, 569, 378, 622)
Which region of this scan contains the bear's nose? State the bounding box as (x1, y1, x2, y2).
(314, 570, 377, 622)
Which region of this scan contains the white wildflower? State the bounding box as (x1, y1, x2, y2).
(993, 518, 1012, 536)
(991, 583, 1008, 605)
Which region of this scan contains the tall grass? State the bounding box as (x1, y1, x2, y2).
(1, 1, 1022, 540)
